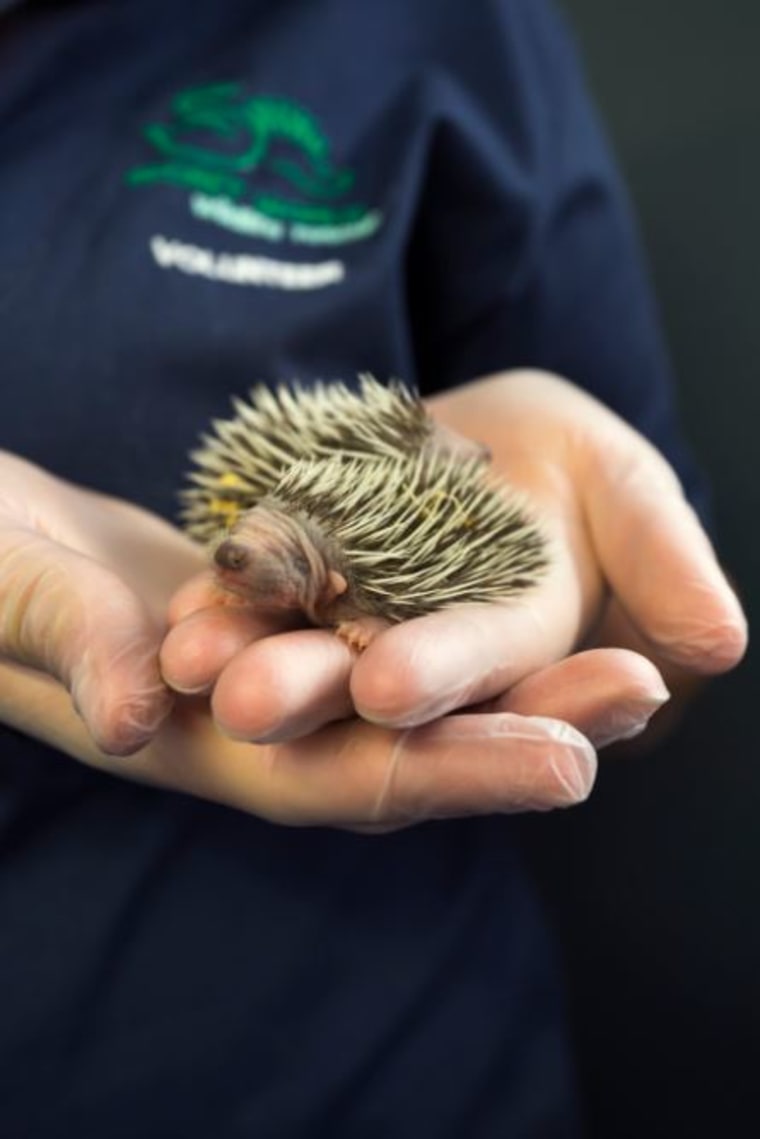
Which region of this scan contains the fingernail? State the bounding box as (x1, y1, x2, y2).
(590, 690, 670, 749)
(527, 718, 598, 806)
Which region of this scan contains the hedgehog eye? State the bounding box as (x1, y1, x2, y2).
(290, 550, 310, 579)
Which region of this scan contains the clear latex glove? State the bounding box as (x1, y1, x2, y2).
(0, 452, 201, 754)
(0, 451, 599, 826)
(162, 371, 746, 753)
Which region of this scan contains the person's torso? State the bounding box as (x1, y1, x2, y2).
(0, 4, 579, 1135)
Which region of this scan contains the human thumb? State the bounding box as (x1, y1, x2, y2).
(0, 526, 172, 755)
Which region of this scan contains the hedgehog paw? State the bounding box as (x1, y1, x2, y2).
(335, 618, 390, 653)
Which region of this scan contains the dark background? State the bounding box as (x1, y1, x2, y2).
(519, 3, 760, 1136)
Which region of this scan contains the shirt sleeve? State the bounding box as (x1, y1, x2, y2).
(407, 0, 709, 519)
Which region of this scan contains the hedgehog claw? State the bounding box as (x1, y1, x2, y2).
(336, 618, 390, 653)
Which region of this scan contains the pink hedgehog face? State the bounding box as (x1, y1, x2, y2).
(212, 503, 348, 623)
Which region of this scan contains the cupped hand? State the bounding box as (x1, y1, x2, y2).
(0, 449, 602, 828)
(161, 370, 746, 763)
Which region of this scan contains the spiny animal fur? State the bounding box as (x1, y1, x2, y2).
(210, 450, 548, 627)
(182, 375, 549, 630)
(181, 374, 448, 543)
(252, 451, 548, 622)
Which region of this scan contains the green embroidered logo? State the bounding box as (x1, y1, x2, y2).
(127, 84, 383, 248)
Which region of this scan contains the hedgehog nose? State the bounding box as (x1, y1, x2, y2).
(214, 539, 249, 572)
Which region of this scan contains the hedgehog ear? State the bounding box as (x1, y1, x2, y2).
(323, 570, 348, 602)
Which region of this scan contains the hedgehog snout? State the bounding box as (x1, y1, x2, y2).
(211, 520, 314, 612)
(214, 539, 250, 572)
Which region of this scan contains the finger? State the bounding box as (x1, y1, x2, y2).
(254, 713, 597, 828)
(429, 371, 747, 675)
(0, 528, 170, 755)
(167, 569, 251, 624)
(350, 561, 584, 729)
(211, 628, 355, 742)
(10, 670, 597, 830)
(160, 605, 289, 695)
(75, 701, 596, 830)
(495, 648, 669, 748)
(583, 433, 747, 674)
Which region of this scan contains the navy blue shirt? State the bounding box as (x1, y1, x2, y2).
(0, 2, 702, 1136)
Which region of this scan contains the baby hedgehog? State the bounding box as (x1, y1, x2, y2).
(181, 375, 548, 649)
